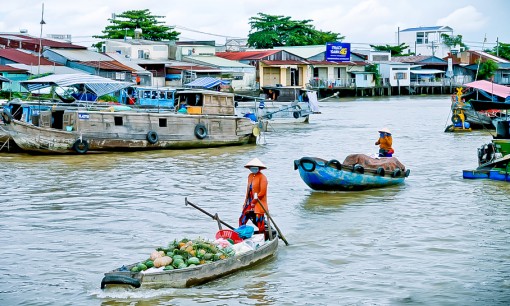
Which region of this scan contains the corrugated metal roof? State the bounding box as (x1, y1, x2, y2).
(215, 50, 280, 61)
(410, 69, 445, 74)
(183, 55, 253, 68)
(20, 73, 134, 96)
(79, 61, 135, 71)
(260, 60, 309, 66)
(0, 64, 27, 72)
(0, 75, 12, 82)
(47, 49, 112, 62)
(0, 33, 86, 49)
(400, 26, 452, 32)
(469, 51, 510, 63)
(0, 49, 58, 65)
(105, 52, 147, 72)
(184, 77, 229, 88)
(307, 60, 363, 66)
(7, 64, 85, 75)
(273, 45, 325, 59)
(391, 55, 447, 65)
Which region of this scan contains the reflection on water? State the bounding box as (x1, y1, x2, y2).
(1, 95, 510, 305)
(301, 186, 405, 212)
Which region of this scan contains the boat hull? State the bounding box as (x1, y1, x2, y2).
(101, 237, 278, 289)
(294, 157, 408, 191)
(4, 112, 257, 154)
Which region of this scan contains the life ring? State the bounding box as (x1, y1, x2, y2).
(73, 139, 89, 154)
(392, 168, 402, 178)
(194, 123, 208, 139)
(146, 130, 158, 144)
(326, 159, 342, 170)
(2, 109, 12, 124)
(376, 167, 385, 176)
(299, 157, 317, 172)
(100, 275, 141, 289)
(353, 164, 364, 174)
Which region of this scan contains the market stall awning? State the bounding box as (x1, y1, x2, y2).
(464, 80, 510, 99)
(184, 77, 229, 89)
(20, 73, 134, 97)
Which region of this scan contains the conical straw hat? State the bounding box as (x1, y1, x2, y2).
(244, 158, 267, 169)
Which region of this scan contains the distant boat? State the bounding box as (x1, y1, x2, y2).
(235, 86, 319, 125)
(294, 154, 410, 191)
(451, 81, 510, 129)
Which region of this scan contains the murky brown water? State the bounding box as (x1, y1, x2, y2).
(1, 95, 509, 305)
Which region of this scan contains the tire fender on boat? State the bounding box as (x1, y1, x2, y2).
(194, 123, 208, 139)
(146, 130, 159, 144)
(293, 159, 300, 170)
(326, 159, 342, 170)
(2, 109, 12, 124)
(100, 275, 141, 289)
(299, 157, 317, 172)
(353, 164, 364, 174)
(376, 167, 385, 176)
(404, 169, 411, 177)
(73, 139, 89, 154)
(293, 105, 302, 119)
(452, 114, 461, 124)
(392, 168, 402, 178)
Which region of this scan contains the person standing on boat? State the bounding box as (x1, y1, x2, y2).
(239, 158, 268, 235)
(375, 127, 394, 157)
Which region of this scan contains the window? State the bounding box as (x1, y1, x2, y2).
(138, 50, 144, 59)
(233, 75, 243, 80)
(416, 32, 429, 45)
(159, 118, 167, 127)
(114, 116, 123, 126)
(394, 73, 407, 80)
(313, 67, 319, 78)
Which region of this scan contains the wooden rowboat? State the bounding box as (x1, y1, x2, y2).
(294, 155, 410, 191)
(101, 235, 278, 289)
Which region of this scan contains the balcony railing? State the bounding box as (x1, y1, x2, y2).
(309, 78, 355, 88)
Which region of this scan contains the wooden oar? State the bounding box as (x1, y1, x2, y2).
(185, 197, 235, 230)
(256, 199, 289, 246)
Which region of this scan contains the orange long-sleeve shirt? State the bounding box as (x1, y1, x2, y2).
(245, 172, 268, 215)
(376, 135, 393, 151)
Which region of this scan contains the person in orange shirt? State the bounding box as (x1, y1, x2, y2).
(375, 127, 394, 157)
(239, 158, 268, 235)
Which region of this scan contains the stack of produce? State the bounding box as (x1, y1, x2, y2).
(129, 238, 235, 272)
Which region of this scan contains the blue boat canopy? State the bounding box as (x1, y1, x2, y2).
(20, 74, 134, 97)
(184, 77, 229, 89)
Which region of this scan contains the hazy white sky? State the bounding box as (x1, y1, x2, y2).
(1, 0, 508, 50)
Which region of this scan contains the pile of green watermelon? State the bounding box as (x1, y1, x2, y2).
(130, 238, 235, 272)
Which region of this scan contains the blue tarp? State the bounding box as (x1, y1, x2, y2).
(184, 77, 229, 89)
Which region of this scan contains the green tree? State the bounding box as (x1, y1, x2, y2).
(93, 9, 180, 50)
(247, 13, 343, 48)
(489, 42, 510, 61)
(370, 43, 410, 56)
(476, 59, 498, 80)
(440, 34, 468, 51)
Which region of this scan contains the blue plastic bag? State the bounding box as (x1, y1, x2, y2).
(235, 225, 254, 239)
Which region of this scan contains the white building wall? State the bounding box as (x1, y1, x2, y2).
(399, 29, 453, 58)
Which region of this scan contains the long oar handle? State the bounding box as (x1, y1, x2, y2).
(185, 197, 235, 230)
(256, 199, 289, 246)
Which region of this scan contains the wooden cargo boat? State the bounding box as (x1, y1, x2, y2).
(294, 154, 410, 191)
(2, 89, 257, 153)
(100, 236, 278, 289)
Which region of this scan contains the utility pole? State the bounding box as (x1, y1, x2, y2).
(496, 37, 499, 57)
(38, 3, 46, 77)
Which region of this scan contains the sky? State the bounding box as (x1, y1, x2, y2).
(0, 0, 509, 51)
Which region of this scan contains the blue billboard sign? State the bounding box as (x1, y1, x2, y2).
(325, 42, 351, 62)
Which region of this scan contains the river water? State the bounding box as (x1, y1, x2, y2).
(1, 95, 509, 306)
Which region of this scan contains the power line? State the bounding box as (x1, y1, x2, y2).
(170, 25, 245, 39)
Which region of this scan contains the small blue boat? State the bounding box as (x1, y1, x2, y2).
(294, 155, 410, 191)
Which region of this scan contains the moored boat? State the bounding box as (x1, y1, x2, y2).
(462, 100, 510, 181)
(294, 154, 410, 191)
(235, 86, 320, 125)
(2, 88, 257, 154)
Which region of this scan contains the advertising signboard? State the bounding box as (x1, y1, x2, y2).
(325, 42, 351, 62)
